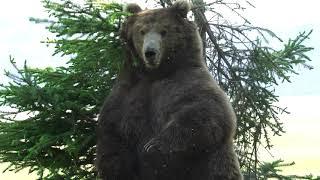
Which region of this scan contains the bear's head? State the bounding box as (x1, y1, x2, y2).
(121, 1, 203, 72)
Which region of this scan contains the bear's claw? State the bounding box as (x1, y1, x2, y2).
(144, 138, 161, 152)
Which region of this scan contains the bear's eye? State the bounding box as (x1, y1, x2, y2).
(160, 30, 167, 37)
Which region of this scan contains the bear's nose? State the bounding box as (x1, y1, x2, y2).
(145, 50, 157, 59)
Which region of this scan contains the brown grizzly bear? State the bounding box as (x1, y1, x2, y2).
(96, 1, 242, 180)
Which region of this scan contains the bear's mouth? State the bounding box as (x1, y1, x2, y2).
(143, 49, 161, 69)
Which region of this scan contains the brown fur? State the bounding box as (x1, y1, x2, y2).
(96, 1, 242, 179)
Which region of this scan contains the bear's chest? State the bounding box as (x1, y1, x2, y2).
(149, 79, 189, 128)
(118, 77, 192, 144)
(119, 80, 153, 142)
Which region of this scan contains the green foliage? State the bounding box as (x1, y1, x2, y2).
(232, 31, 314, 176)
(0, 0, 126, 179)
(0, 0, 316, 179)
(255, 160, 320, 180)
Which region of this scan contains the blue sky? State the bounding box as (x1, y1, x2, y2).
(243, 0, 320, 96)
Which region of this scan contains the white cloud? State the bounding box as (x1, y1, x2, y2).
(245, 0, 319, 27)
(0, 1, 47, 19)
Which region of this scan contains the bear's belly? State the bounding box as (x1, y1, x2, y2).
(139, 151, 210, 180)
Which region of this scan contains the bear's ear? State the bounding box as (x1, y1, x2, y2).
(172, 0, 191, 18)
(125, 3, 142, 14)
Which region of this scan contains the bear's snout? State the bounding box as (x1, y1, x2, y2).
(143, 32, 162, 69)
(144, 48, 157, 63)
(144, 46, 160, 68)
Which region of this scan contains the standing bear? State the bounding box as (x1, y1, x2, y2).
(96, 1, 243, 180)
